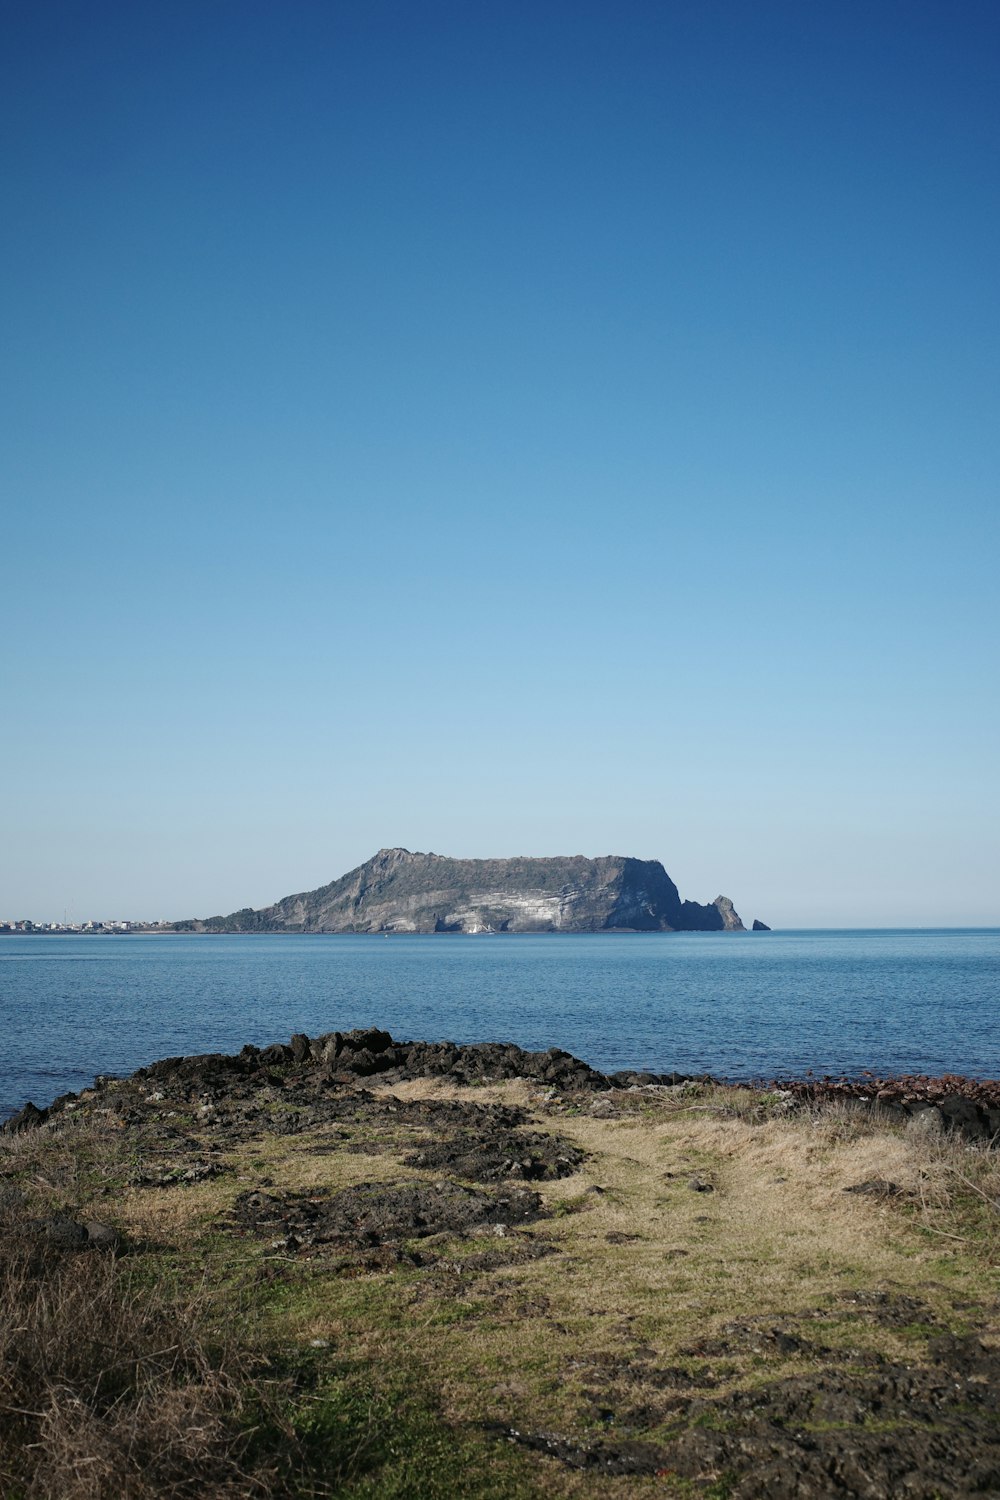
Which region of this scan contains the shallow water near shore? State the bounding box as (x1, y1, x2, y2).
(1, 928, 998, 1117)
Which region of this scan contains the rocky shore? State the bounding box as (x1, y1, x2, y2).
(2, 1030, 999, 1498)
(7, 1026, 1000, 1146)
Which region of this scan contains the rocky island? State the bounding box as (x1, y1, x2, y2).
(175, 847, 754, 934)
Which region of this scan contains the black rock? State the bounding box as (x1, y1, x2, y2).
(843, 1179, 904, 1198)
(258, 1043, 293, 1067)
(403, 1124, 585, 1182)
(232, 1177, 546, 1248)
(1, 1100, 48, 1134)
(342, 1027, 394, 1054)
(289, 1033, 312, 1064)
(937, 1094, 990, 1141)
(688, 1177, 715, 1193)
(40, 1215, 90, 1249)
(487, 1425, 669, 1477)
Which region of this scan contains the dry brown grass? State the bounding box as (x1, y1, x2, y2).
(369, 1075, 541, 1108)
(4, 1084, 998, 1499)
(0, 1121, 327, 1500)
(0, 1226, 276, 1499)
(325, 1085, 1000, 1435)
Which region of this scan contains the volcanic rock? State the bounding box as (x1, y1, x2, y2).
(177, 848, 745, 934)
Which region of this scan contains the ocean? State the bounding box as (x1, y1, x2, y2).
(1, 929, 998, 1119)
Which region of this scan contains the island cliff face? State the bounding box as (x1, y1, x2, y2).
(185, 849, 746, 935)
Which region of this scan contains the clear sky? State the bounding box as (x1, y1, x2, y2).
(2, 0, 997, 927)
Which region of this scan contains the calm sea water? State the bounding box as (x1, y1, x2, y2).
(1, 930, 998, 1119)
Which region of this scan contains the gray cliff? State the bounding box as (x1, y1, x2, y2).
(183, 848, 747, 935)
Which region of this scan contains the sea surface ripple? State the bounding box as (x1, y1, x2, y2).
(1, 929, 998, 1118)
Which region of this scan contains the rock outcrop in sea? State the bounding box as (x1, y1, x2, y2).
(176, 848, 750, 935)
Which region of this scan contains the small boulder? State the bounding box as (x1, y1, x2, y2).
(258, 1043, 293, 1067)
(315, 1033, 344, 1064)
(84, 1220, 124, 1251)
(289, 1033, 313, 1065)
(342, 1028, 394, 1055)
(843, 1180, 903, 1199)
(41, 1216, 90, 1249)
(938, 1094, 989, 1142)
(907, 1105, 945, 1139)
(344, 1047, 395, 1077)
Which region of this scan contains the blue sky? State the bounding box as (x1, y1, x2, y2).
(2, 0, 998, 926)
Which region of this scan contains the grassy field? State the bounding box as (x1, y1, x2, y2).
(1, 1070, 998, 1498)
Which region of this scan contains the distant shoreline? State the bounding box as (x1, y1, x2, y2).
(5, 926, 1000, 936)
(0, 927, 769, 938)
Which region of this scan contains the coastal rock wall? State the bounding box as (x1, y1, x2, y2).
(5, 1026, 1000, 1145)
